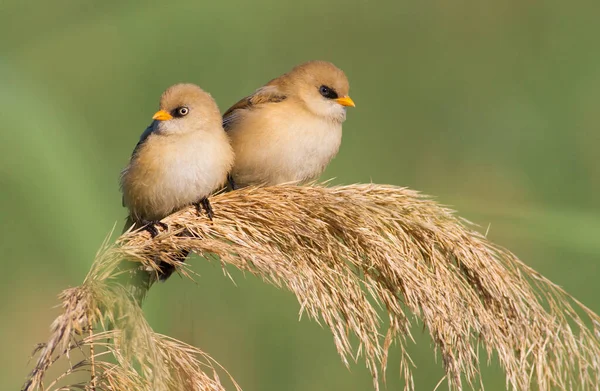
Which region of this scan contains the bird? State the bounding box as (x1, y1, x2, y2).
(222, 60, 355, 189)
(119, 83, 234, 300)
(121, 83, 234, 233)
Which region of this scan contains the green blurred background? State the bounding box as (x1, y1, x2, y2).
(1, 1, 599, 390)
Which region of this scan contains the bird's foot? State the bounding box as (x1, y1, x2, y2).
(194, 198, 214, 221)
(141, 220, 168, 237)
(227, 175, 237, 190)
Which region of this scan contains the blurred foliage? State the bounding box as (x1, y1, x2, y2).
(1, 0, 599, 390)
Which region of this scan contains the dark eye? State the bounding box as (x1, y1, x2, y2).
(319, 85, 338, 99)
(174, 106, 189, 117)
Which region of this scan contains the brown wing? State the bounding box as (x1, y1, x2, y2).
(222, 85, 287, 131)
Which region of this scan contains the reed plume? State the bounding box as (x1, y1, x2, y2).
(23, 183, 600, 391)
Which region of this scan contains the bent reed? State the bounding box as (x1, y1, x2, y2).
(23, 184, 600, 391)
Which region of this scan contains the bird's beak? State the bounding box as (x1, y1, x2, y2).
(335, 96, 355, 107)
(152, 110, 173, 121)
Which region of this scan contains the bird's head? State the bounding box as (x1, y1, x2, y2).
(151, 83, 222, 135)
(282, 61, 355, 123)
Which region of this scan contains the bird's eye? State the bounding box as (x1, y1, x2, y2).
(319, 85, 338, 99)
(175, 107, 189, 117)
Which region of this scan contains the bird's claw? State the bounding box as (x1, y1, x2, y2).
(141, 220, 168, 237)
(194, 198, 214, 221)
(227, 175, 237, 190)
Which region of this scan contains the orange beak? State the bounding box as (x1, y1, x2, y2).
(152, 110, 173, 121)
(335, 95, 355, 107)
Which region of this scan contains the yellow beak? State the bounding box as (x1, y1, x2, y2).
(152, 110, 173, 121)
(335, 96, 355, 107)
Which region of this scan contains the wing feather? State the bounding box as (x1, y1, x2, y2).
(121, 121, 157, 206)
(222, 85, 287, 131)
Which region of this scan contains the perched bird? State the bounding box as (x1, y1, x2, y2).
(121, 83, 234, 233)
(120, 83, 233, 299)
(223, 60, 355, 189)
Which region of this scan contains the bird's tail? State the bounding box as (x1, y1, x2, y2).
(119, 217, 153, 306)
(120, 217, 189, 307)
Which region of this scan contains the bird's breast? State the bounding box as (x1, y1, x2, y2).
(230, 107, 342, 186)
(122, 133, 233, 221)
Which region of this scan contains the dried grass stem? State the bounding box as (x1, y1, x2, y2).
(23, 184, 600, 391)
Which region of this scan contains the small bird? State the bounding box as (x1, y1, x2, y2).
(119, 83, 233, 300)
(223, 60, 355, 189)
(121, 83, 234, 235)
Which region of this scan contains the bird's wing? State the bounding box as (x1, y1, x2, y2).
(222, 85, 287, 131)
(132, 122, 157, 157)
(121, 122, 157, 207)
